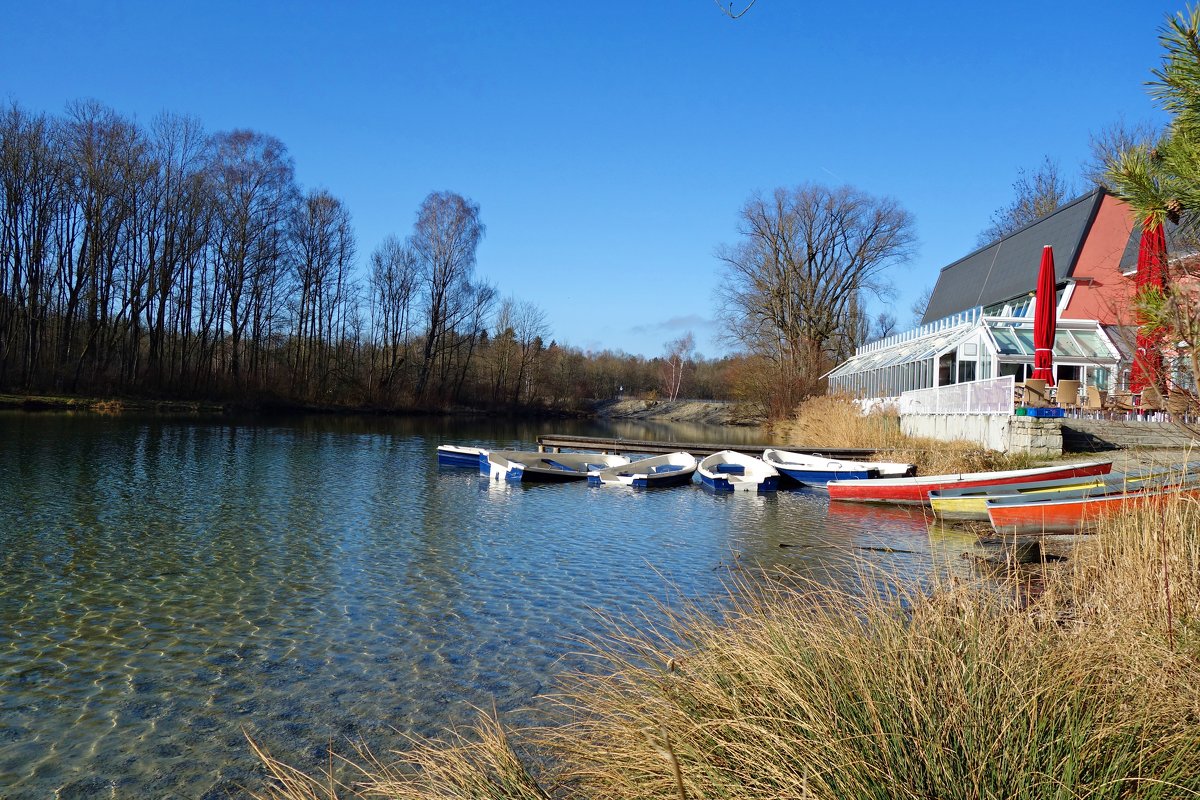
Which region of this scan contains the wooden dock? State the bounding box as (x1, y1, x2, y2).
(536, 434, 881, 459)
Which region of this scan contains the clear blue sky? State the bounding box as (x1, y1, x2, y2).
(0, 1, 1180, 358)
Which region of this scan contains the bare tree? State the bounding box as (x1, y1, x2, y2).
(287, 189, 355, 399)
(368, 235, 418, 399)
(410, 191, 485, 401)
(510, 299, 548, 404)
(661, 331, 695, 401)
(716, 183, 915, 402)
(1084, 119, 1160, 188)
(873, 311, 898, 340)
(977, 156, 1076, 247)
(207, 129, 297, 384)
(714, 0, 756, 18)
(910, 284, 933, 326)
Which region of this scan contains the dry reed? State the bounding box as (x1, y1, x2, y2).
(253, 493, 1200, 800)
(772, 393, 1039, 475)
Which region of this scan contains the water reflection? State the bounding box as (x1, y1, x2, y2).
(0, 412, 978, 798)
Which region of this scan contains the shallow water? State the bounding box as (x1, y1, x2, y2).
(0, 413, 979, 798)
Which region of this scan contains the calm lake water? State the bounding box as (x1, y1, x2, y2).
(0, 412, 982, 798)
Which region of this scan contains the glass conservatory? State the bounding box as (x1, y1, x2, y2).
(826, 307, 1122, 399)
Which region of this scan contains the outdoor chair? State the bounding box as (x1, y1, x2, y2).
(1084, 386, 1107, 410)
(1141, 385, 1166, 412)
(1108, 389, 1136, 413)
(1023, 379, 1049, 407)
(1168, 388, 1195, 419)
(1056, 379, 1082, 409)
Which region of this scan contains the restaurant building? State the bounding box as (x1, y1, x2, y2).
(827, 188, 1140, 398)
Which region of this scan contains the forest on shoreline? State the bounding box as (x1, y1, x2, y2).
(0, 100, 769, 417)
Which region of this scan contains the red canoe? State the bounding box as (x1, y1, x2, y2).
(826, 461, 1113, 505)
(987, 480, 1200, 535)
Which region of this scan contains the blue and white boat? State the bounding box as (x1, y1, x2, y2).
(762, 448, 915, 486)
(483, 450, 630, 483)
(762, 448, 877, 486)
(697, 450, 779, 493)
(437, 444, 487, 468)
(587, 452, 698, 488)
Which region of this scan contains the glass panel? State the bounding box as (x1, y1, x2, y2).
(1013, 328, 1036, 355)
(1053, 330, 1083, 357)
(1070, 331, 1107, 358)
(990, 327, 1023, 355)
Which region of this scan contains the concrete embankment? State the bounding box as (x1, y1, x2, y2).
(591, 397, 763, 426)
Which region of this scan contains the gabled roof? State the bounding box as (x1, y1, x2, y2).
(921, 188, 1105, 324)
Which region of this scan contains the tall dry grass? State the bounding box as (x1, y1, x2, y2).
(773, 393, 1040, 475)
(253, 493, 1200, 800)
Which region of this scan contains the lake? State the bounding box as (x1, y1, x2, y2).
(0, 412, 980, 798)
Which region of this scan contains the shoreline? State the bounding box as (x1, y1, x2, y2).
(0, 392, 758, 426)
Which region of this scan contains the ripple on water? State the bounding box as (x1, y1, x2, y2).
(0, 414, 972, 797)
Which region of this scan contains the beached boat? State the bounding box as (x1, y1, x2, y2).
(826, 460, 1113, 505)
(587, 452, 698, 488)
(436, 444, 487, 468)
(697, 450, 780, 493)
(987, 478, 1200, 535)
(483, 450, 630, 483)
(930, 468, 1182, 521)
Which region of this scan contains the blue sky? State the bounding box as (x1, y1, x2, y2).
(0, 1, 1180, 357)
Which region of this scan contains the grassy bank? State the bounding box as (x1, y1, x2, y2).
(772, 393, 1040, 475)
(252, 488, 1200, 799)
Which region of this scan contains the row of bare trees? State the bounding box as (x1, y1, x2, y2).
(0, 99, 754, 409)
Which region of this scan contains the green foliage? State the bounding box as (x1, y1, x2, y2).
(1134, 284, 1171, 334)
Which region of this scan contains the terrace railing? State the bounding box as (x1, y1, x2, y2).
(898, 375, 1015, 416)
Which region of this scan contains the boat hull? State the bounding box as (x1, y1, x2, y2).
(437, 444, 487, 468)
(774, 465, 874, 486)
(762, 448, 899, 487)
(931, 469, 1177, 520)
(484, 450, 630, 483)
(987, 482, 1200, 535)
(697, 451, 780, 493)
(588, 452, 698, 488)
(827, 461, 1113, 505)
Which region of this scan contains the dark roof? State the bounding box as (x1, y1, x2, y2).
(921, 188, 1105, 324)
(1118, 216, 1198, 271)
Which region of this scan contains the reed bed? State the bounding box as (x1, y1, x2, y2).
(772, 393, 1039, 475)
(253, 493, 1200, 800)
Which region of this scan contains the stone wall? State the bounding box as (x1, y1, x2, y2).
(1007, 417, 1064, 458)
(900, 413, 1062, 457)
(1062, 419, 1200, 451)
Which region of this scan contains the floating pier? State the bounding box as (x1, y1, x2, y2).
(536, 434, 880, 459)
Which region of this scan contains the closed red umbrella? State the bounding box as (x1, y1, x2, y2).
(1030, 245, 1057, 387)
(1129, 217, 1167, 394)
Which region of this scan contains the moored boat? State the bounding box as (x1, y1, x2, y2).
(826, 460, 1114, 505)
(436, 444, 487, 468)
(588, 452, 698, 488)
(864, 460, 919, 479)
(930, 467, 1183, 521)
(986, 478, 1200, 535)
(483, 450, 630, 483)
(697, 450, 779, 493)
(761, 448, 877, 486)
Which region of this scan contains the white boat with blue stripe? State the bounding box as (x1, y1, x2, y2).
(483, 450, 631, 483)
(697, 450, 779, 493)
(587, 452, 698, 488)
(437, 444, 488, 468)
